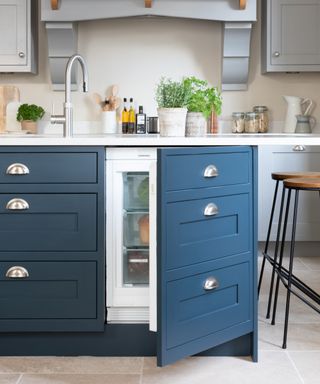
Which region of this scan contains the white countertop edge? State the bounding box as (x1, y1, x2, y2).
(1, 133, 320, 146)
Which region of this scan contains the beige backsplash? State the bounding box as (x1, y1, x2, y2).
(0, 0, 320, 125)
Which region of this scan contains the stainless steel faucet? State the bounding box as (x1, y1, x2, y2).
(51, 54, 89, 137)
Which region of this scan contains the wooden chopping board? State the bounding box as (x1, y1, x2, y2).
(0, 86, 20, 132)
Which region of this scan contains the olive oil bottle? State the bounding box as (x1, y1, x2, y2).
(128, 98, 135, 134)
(121, 98, 129, 134)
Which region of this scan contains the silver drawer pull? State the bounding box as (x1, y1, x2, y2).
(128, 259, 149, 263)
(6, 198, 29, 210)
(204, 277, 219, 291)
(204, 203, 219, 216)
(292, 145, 306, 152)
(5, 266, 29, 279)
(204, 165, 218, 178)
(6, 163, 30, 175)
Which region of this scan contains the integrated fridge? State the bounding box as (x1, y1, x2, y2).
(106, 148, 157, 331)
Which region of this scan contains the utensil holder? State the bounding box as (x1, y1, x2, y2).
(101, 111, 117, 134)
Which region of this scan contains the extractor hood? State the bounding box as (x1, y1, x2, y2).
(41, 0, 257, 91)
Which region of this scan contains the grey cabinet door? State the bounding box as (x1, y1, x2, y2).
(258, 145, 320, 241)
(0, 0, 27, 66)
(262, 0, 320, 72)
(271, 0, 320, 66)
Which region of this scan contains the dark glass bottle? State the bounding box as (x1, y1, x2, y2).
(128, 98, 135, 134)
(136, 105, 146, 134)
(121, 98, 129, 134)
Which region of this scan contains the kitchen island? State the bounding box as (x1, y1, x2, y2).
(0, 134, 315, 366)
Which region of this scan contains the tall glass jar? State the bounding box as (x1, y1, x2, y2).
(232, 112, 245, 133)
(253, 105, 269, 133)
(244, 112, 260, 133)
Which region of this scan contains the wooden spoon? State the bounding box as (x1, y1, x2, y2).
(93, 93, 105, 109)
(111, 85, 119, 98)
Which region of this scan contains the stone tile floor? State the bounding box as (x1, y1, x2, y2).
(0, 253, 319, 384)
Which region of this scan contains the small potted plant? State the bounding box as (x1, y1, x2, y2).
(183, 77, 222, 136)
(155, 77, 191, 136)
(16, 103, 45, 133)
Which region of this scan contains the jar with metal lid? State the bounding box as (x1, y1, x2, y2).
(253, 105, 269, 133)
(244, 112, 260, 133)
(232, 112, 245, 133)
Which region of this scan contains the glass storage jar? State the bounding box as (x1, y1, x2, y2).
(253, 105, 269, 133)
(244, 112, 260, 133)
(232, 112, 245, 133)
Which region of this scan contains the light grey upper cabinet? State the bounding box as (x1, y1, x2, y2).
(262, 0, 320, 72)
(0, 0, 37, 73)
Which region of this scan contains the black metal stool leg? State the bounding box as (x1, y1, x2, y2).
(266, 185, 286, 318)
(283, 189, 299, 349)
(258, 180, 280, 296)
(271, 188, 292, 325)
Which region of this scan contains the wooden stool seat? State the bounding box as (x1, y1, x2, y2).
(283, 178, 320, 189)
(272, 172, 320, 181)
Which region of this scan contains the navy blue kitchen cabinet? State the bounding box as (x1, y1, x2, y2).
(0, 147, 105, 332)
(0, 145, 257, 366)
(157, 146, 257, 366)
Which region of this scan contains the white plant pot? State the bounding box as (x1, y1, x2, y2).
(157, 108, 187, 137)
(186, 112, 207, 136)
(101, 111, 117, 134)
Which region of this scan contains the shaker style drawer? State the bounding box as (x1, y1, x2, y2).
(162, 149, 251, 192)
(166, 193, 250, 270)
(0, 261, 97, 320)
(0, 194, 97, 252)
(0, 152, 98, 184)
(166, 260, 252, 349)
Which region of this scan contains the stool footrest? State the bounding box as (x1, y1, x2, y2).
(264, 252, 320, 313)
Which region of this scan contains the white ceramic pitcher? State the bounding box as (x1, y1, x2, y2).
(283, 96, 313, 133)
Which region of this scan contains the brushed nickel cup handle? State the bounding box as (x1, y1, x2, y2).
(292, 145, 306, 152)
(6, 163, 30, 175)
(204, 203, 219, 217)
(204, 277, 219, 291)
(6, 198, 29, 210)
(5, 266, 29, 279)
(204, 165, 218, 178)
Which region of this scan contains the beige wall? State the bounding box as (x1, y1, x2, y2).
(1, 1, 320, 124)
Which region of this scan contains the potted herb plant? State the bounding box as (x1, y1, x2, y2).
(183, 77, 222, 136)
(16, 103, 45, 133)
(155, 77, 191, 136)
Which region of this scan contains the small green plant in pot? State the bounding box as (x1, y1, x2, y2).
(155, 77, 191, 136)
(17, 103, 45, 133)
(183, 77, 222, 136)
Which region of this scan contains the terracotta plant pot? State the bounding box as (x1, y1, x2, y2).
(21, 120, 37, 133)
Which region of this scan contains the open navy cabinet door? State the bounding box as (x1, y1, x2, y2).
(157, 146, 258, 367)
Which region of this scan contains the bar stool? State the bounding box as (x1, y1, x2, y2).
(258, 171, 320, 320)
(273, 178, 320, 349)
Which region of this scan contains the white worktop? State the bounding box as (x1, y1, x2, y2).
(0, 132, 320, 146)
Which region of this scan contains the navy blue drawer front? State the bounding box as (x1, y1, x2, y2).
(0, 152, 98, 184)
(166, 193, 250, 270)
(0, 261, 97, 320)
(166, 260, 251, 349)
(163, 148, 250, 192)
(0, 194, 97, 252)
